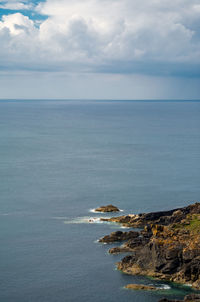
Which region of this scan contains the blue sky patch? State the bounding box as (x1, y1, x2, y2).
(0, 0, 47, 21)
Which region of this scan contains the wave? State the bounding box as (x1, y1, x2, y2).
(158, 284, 171, 290)
(119, 225, 131, 229)
(89, 208, 99, 213)
(94, 239, 107, 244)
(63, 216, 110, 225)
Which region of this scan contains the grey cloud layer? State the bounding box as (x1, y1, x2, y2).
(0, 0, 200, 76)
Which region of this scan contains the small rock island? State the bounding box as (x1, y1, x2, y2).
(95, 204, 120, 212)
(125, 284, 158, 291)
(98, 202, 200, 302)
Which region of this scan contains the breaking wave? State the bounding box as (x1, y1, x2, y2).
(158, 284, 171, 290)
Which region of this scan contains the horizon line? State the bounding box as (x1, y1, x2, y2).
(0, 98, 200, 102)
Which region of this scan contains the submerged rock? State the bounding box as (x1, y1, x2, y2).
(125, 284, 158, 291)
(95, 205, 120, 212)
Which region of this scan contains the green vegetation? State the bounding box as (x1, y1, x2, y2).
(172, 214, 200, 234)
(185, 215, 200, 234)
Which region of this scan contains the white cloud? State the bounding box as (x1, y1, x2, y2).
(0, 0, 200, 75)
(0, 0, 32, 10)
(0, 13, 35, 34)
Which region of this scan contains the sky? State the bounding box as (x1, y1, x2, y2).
(0, 0, 200, 99)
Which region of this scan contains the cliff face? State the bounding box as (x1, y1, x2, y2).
(101, 203, 200, 290)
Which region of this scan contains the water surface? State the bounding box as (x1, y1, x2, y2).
(0, 99, 200, 302)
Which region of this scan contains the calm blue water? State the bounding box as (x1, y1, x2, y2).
(0, 100, 200, 302)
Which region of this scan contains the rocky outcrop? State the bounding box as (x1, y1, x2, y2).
(109, 235, 150, 253)
(99, 230, 139, 243)
(95, 205, 120, 212)
(125, 284, 158, 291)
(101, 203, 200, 227)
(117, 213, 200, 289)
(98, 202, 200, 299)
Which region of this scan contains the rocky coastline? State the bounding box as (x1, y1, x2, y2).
(98, 203, 200, 301)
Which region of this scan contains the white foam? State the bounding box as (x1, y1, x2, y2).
(89, 208, 98, 213)
(88, 217, 103, 223)
(185, 284, 192, 287)
(63, 216, 110, 225)
(119, 225, 131, 229)
(158, 284, 171, 290)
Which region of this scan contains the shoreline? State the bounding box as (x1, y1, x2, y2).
(97, 202, 200, 301)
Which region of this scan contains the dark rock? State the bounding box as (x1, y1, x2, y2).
(125, 237, 149, 249)
(104, 202, 200, 228)
(99, 230, 139, 243)
(100, 215, 132, 224)
(98, 202, 200, 291)
(158, 293, 200, 302)
(109, 247, 126, 254)
(184, 293, 200, 301)
(95, 205, 120, 212)
(182, 258, 200, 282)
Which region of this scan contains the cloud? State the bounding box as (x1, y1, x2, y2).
(0, 13, 35, 34)
(0, 0, 200, 76)
(0, 0, 33, 10)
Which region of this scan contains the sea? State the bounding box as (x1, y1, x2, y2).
(0, 99, 200, 302)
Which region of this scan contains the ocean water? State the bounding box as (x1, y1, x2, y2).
(0, 99, 200, 302)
